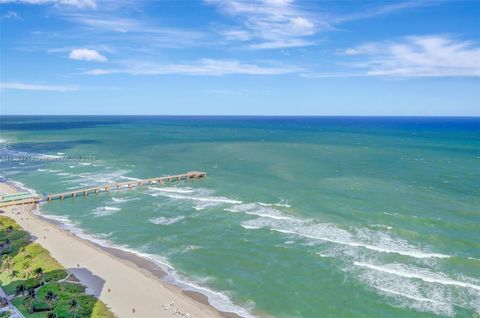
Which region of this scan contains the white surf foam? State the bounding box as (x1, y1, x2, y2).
(242, 217, 450, 259)
(384, 212, 398, 216)
(149, 216, 186, 225)
(7, 180, 38, 196)
(240, 224, 263, 230)
(127, 251, 256, 318)
(34, 210, 114, 248)
(64, 170, 130, 186)
(374, 286, 455, 316)
(120, 175, 141, 181)
(376, 286, 446, 304)
(92, 206, 121, 217)
(110, 197, 137, 204)
(352, 259, 480, 316)
(354, 262, 480, 291)
(148, 186, 195, 194)
(226, 203, 293, 220)
(154, 191, 242, 207)
(257, 202, 291, 208)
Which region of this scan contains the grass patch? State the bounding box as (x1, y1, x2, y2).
(1, 216, 115, 318)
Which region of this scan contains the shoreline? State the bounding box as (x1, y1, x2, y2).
(0, 181, 244, 318)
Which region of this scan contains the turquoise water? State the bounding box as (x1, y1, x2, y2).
(1, 116, 479, 318)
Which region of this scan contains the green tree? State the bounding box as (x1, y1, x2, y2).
(1, 255, 14, 274)
(3, 238, 11, 253)
(68, 299, 79, 318)
(34, 267, 44, 282)
(47, 312, 58, 318)
(15, 284, 26, 296)
(23, 288, 37, 314)
(22, 261, 32, 278)
(45, 291, 58, 311)
(9, 269, 19, 279)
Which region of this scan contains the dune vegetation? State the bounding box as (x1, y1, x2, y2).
(0, 216, 115, 318)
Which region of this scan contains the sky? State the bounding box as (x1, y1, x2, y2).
(0, 0, 479, 116)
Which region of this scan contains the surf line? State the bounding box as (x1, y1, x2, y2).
(354, 262, 480, 291)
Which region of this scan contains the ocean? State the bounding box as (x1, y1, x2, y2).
(0, 116, 479, 318)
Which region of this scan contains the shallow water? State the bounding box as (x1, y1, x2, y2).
(1, 116, 479, 318)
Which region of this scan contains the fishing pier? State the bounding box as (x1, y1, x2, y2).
(0, 171, 207, 208)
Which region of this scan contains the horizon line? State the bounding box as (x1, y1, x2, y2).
(0, 114, 479, 118)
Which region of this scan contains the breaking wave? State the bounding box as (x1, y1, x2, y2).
(149, 216, 186, 225)
(92, 206, 121, 217)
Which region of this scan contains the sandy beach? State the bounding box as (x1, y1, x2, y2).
(0, 182, 231, 318)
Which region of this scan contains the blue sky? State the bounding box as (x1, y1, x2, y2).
(0, 0, 479, 115)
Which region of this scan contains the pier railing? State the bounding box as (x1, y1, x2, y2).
(0, 171, 206, 208)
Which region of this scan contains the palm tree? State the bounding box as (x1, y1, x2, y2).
(3, 238, 11, 252)
(1, 255, 14, 274)
(0, 296, 7, 307)
(23, 288, 37, 314)
(15, 284, 26, 297)
(47, 312, 58, 318)
(22, 261, 33, 278)
(5, 225, 14, 234)
(68, 299, 79, 318)
(9, 269, 19, 279)
(45, 291, 58, 311)
(34, 267, 44, 281)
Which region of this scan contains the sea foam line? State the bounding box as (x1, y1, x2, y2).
(354, 262, 480, 291)
(375, 287, 446, 305)
(149, 216, 186, 225)
(226, 203, 293, 220)
(243, 216, 450, 259)
(148, 186, 195, 194)
(156, 192, 242, 204)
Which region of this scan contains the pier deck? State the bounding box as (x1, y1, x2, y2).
(0, 171, 206, 208)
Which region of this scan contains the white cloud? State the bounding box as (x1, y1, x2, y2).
(84, 58, 301, 76)
(333, 0, 443, 24)
(205, 0, 317, 49)
(332, 36, 480, 78)
(69, 48, 107, 62)
(250, 39, 312, 49)
(206, 0, 443, 50)
(0, 82, 78, 92)
(221, 29, 251, 41)
(61, 14, 209, 49)
(0, 0, 96, 8)
(1, 11, 23, 20)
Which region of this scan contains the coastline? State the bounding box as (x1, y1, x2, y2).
(0, 181, 243, 318)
